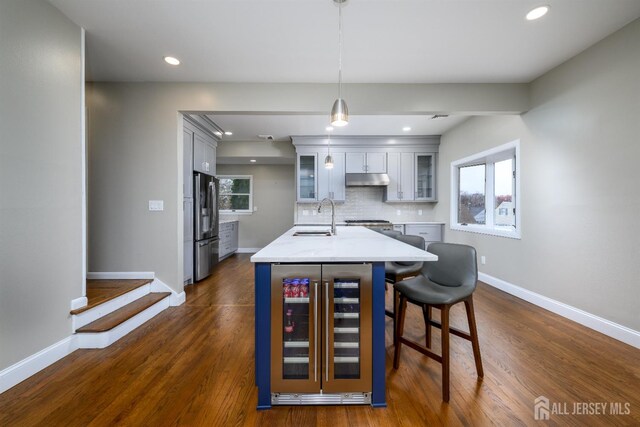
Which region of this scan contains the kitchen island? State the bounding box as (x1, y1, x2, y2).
(251, 226, 437, 409)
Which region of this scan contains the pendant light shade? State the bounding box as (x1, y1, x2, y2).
(324, 154, 334, 169)
(330, 0, 349, 127)
(331, 98, 349, 127)
(325, 131, 334, 169)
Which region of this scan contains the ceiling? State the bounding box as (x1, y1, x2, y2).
(207, 113, 468, 142)
(49, 0, 640, 144)
(50, 0, 640, 84)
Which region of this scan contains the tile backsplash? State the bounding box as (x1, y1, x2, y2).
(295, 187, 437, 224)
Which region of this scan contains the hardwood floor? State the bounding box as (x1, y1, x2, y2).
(1, 254, 638, 426)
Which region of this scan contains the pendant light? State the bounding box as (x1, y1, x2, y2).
(324, 128, 334, 169)
(330, 0, 349, 127)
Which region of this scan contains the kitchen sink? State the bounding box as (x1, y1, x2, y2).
(292, 231, 332, 237)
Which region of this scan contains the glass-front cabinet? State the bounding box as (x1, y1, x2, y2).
(270, 264, 372, 403)
(297, 154, 317, 202)
(415, 153, 436, 201)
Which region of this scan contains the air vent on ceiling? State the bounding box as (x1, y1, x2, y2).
(258, 134, 274, 141)
(431, 114, 449, 119)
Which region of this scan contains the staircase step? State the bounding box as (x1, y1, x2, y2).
(76, 293, 171, 333)
(71, 279, 153, 315)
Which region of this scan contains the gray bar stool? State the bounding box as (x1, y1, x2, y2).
(393, 242, 484, 402)
(384, 234, 425, 344)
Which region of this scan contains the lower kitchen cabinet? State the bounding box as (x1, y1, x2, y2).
(404, 224, 443, 246)
(219, 221, 239, 260)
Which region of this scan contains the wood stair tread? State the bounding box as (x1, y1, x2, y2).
(71, 279, 153, 315)
(75, 293, 171, 333)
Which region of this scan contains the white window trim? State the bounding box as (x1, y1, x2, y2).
(450, 140, 521, 239)
(218, 175, 253, 214)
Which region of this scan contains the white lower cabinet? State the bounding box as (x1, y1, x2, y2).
(219, 221, 239, 260)
(404, 224, 443, 246)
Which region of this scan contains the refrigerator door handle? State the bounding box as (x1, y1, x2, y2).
(313, 280, 318, 382)
(194, 174, 201, 239)
(324, 280, 329, 382)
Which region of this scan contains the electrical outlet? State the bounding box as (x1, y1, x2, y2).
(418, 209, 423, 216)
(481, 256, 486, 265)
(254, 206, 258, 212)
(396, 209, 401, 216)
(302, 210, 309, 216)
(148, 200, 164, 211)
(312, 210, 317, 216)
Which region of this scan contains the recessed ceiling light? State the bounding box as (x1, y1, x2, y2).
(326, 126, 334, 132)
(526, 5, 549, 21)
(250, 159, 257, 163)
(402, 126, 411, 132)
(163, 56, 180, 65)
(224, 131, 233, 136)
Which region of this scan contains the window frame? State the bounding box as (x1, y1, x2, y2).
(218, 175, 253, 214)
(450, 140, 521, 239)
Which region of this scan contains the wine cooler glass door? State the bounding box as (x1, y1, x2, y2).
(322, 264, 372, 393)
(271, 265, 321, 393)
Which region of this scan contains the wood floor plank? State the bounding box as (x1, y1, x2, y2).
(1, 254, 639, 426)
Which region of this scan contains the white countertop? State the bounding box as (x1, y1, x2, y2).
(396, 222, 446, 225)
(250, 226, 438, 263)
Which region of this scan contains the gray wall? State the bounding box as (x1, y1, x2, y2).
(435, 19, 640, 331)
(86, 82, 526, 293)
(217, 165, 295, 248)
(0, 0, 83, 369)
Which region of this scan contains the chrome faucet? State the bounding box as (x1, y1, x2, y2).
(317, 198, 337, 235)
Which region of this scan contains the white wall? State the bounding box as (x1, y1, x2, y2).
(86, 82, 527, 294)
(218, 165, 295, 249)
(0, 0, 83, 370)
(435, 19, 640, 331)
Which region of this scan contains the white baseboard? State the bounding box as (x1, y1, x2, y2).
(87, 271, 155, 280)
(150, 277, 185, 306)
(70, 296, 88, 311)
(479, 272, 640, 349)
(0, 336, 78, 394)
(237, 247, 261, 253)
(76, 297, 171, 349)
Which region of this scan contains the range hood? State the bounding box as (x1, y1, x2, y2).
(345, 173, 390, 187)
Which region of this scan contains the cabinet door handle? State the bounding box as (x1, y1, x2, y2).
(314, 280, 318, 382)
(325, 280, 329, 382)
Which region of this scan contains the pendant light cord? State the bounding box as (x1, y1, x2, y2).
(338, 1, 343, 99)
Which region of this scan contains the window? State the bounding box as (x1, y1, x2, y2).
(450, 140, 520, 239)
(219, 175, 253, 213)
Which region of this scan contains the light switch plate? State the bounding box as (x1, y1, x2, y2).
(149, 200, 164, 211)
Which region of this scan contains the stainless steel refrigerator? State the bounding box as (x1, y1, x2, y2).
(194, 173, 219, 281)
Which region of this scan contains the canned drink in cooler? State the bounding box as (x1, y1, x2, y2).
(291, 278, 301, 297)
(283, 279, 292, 298)
(300, 278, 309, 297)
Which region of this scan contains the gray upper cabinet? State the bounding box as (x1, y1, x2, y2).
(386, 152, 415, 202)
(292, 136, 439, 204)
(194, 133, 216, 175)
(183, 128, 194, 198)
(345, 152, 387, 173)
(415, 153, 436, 201)
(297, 153, 317, 202)
(317, 152, 346, 201)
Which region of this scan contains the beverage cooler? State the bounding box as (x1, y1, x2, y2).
(270, 264, 372, 405)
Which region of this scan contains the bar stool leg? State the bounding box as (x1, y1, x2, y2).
(464, 296, 484, 378)
(393, 295, 407, 369)
(441, 304, 451, 402)
(422, 304, 432, 348)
